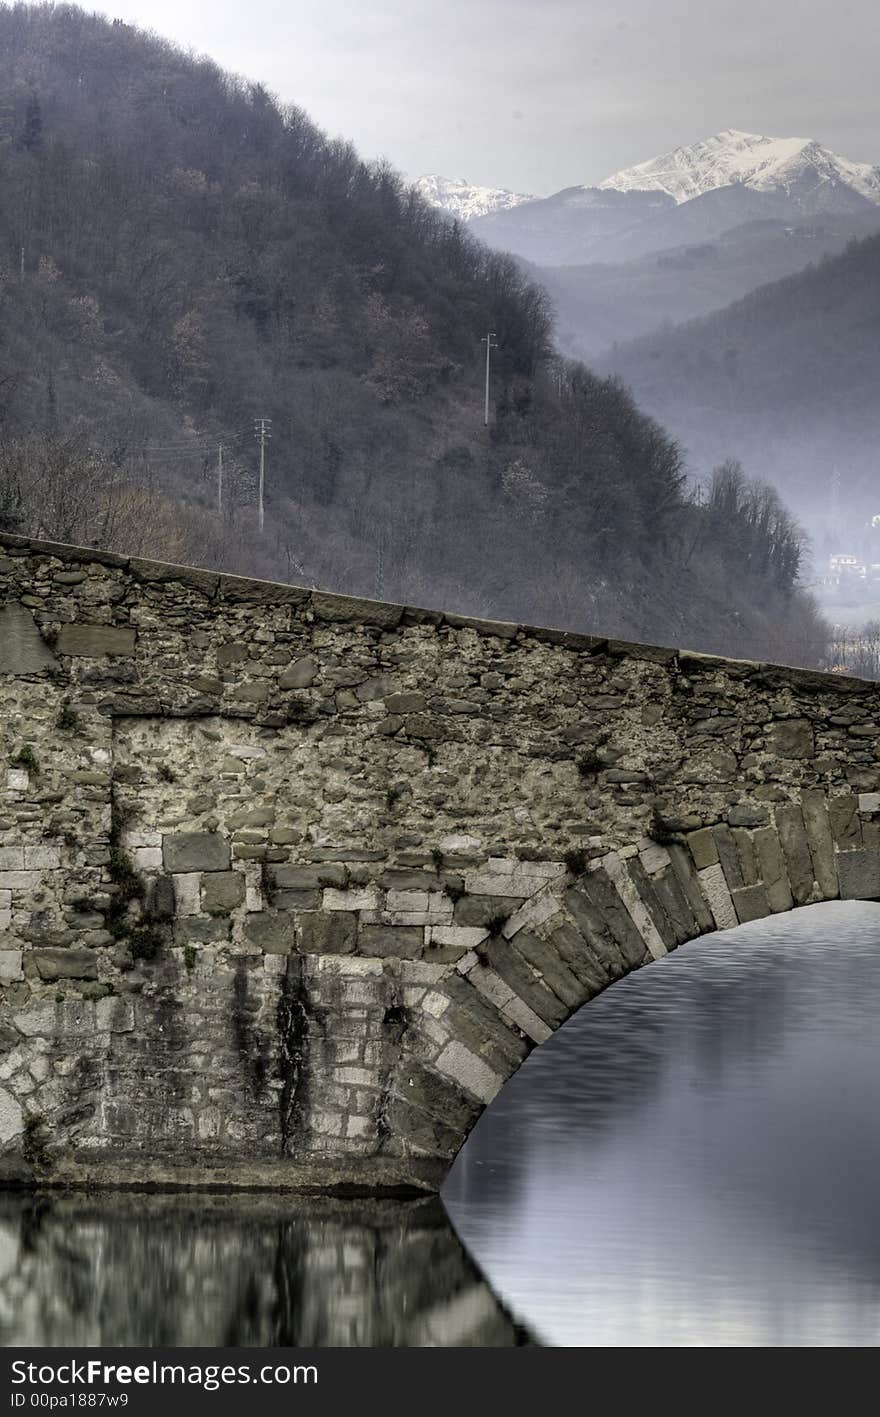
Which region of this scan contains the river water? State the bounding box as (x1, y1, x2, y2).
(3, 901, 880, 1347)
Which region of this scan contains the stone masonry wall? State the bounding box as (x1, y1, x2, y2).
(0, 531, 879, 1190)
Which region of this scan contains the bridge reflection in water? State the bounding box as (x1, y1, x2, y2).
(0, 1191, 532, 1348)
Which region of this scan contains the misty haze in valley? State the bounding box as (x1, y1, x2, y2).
(424, 130, 880, 651)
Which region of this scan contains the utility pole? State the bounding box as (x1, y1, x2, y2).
(481, 332, 497, 427)
(254, 418, 271, 532)
(217, 443, 224, 514)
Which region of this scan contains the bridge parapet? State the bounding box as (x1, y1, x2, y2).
(0, 534, 878, 1189)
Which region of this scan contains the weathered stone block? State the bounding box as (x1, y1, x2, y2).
(837, 850, 880, 900)
(0, 602, 58, 675)
(279, 656, 319, 689)
(385, 692, 428, 714)
(96, 997, 135, 1032)
(359, 925, 424, 958)
(828, 795, 862, 850)
(731, 829, 759, 887)
(767, 719, 814, 759)
(32, 947, 98, 980)
(753, 827, 794, 912)
(298, 911, 357, 955)
(731, 884, 771, 924)
(56, 623, 136, 657)
(0, 848, 24, 871)
(711, 825, 744, 892)
(243, 912, 297, 953)
(173, 918, 229, 944)
(311, 591, 404, 629)
(264, 885, 320, 913)
(0, 1087, 23, 1144)
(268, 864, 347, 890)
(0, 949, 23, 984)
(775, 804, 814, 905)
(727, 804, 769, 828)
(163, 833, 230, 873)
(229, 680, 271, 703)
(23, 846, 61, 869)
(201, 871, 246, 915)
(800, 790, 838, 900)
(12, 1004, 56, 1038)
(355, 674, 398, 702)
(687, 827, 719, 870)
(148, 875, 176, 920)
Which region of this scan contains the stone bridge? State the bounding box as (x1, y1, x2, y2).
(1, 532, 879, 1192)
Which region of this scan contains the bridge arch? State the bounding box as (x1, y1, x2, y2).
(0, 533, 879, 1190)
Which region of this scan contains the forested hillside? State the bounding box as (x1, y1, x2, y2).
(602, 232, 880, 535)
(0, 4, 826, 663)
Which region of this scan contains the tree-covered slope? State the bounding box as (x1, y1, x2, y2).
(0, 3, 825, 663)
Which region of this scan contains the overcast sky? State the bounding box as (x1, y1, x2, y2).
(93, 0, 880, 195)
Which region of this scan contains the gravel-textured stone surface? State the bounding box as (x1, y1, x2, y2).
(0, 532, 878, 1191)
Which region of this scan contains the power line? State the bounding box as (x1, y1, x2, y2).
(481, 332, 497, 427)
(254, 417, 271, 532)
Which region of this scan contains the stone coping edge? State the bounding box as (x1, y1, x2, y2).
(0, 530, 866, 694)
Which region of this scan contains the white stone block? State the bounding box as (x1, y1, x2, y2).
(438, 833, 482, 853)
(429, 926, 488, 949)
(639, 841, 671, 876)
(502, 884, 564, 940)
(422, 991, 449, 1018)
(455, 950, 480, 975)
(0, 910, 10, 932)
(173, 873, 201, 917)
(123, 829, 162, 850)
(435, 1041, 504, 1105)
(323, 886, 379, 911)
(6, 770, 28, 792)
(698, 863, 738, 931)
(0, 848, 24, 871)
(396, 961, 447, 984)
(244, 863, 263, 912)
(0, 1087, 23, 1144)
(466, 963, 515, 1010)
(465, 858, 565, 896)
(230, 745, 267, 760)
(0, 950, 22, 984)
(12, 1004, 57, 1038)
(859, 793, 880, 815)
(132, 847, 162, 872)
(501, 994, 553, 1044)
(0, 871, 41, 891)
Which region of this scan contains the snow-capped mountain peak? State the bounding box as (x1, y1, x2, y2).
(598, 130, 880, 206)
(414, 174, 535, 222)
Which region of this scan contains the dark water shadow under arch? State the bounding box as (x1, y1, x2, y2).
(0, 1190, 535, 1348)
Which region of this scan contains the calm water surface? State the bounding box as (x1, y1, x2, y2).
(444, 899, 880, 1345)
(4, 901, 880, 1346)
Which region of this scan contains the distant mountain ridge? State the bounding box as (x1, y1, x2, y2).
(412, 174, 534, 221)
(418, 130, 880, 268)
(598, 129, 880, 207)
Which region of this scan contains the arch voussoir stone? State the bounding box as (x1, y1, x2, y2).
(2, 534, 880, 1190)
